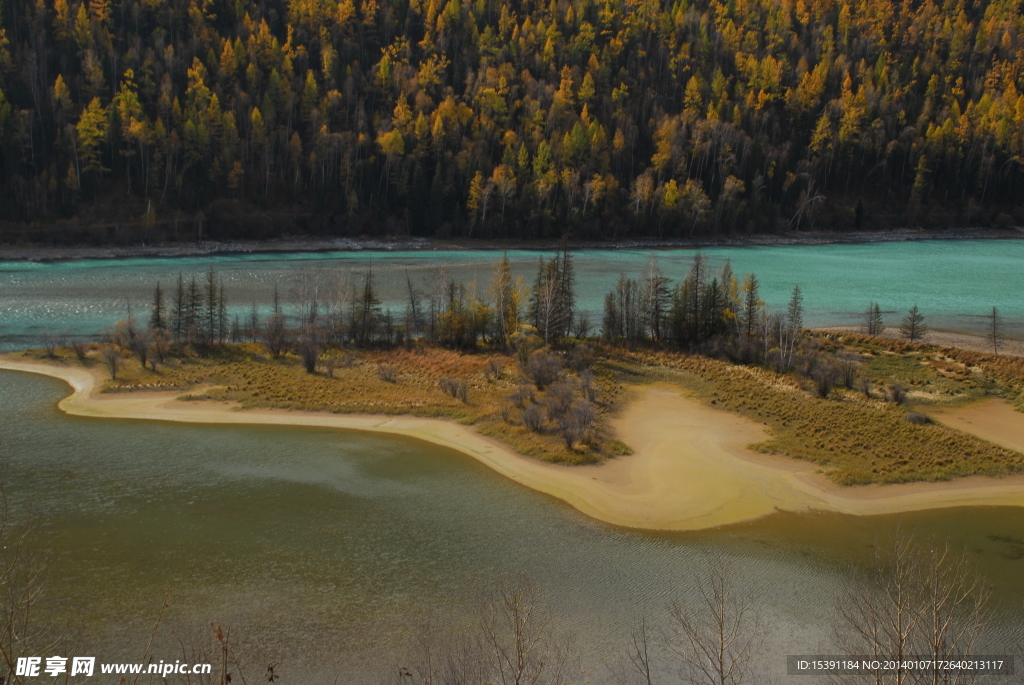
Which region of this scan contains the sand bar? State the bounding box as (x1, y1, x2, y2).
(925, 398, 1024, 455)
(3, 357, 1024, 530)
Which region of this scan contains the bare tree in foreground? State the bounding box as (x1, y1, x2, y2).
(389, 581, 578, 685)
(832, 535, 991, 685)
(666, 559, 768, 685)
(0, 494, 63, 685)
(612, 556, 769, 685)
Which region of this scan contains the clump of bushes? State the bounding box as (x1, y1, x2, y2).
(378, 364, 398, 383)
(524, 352, 561, 390)
(440, 377, 469, 403)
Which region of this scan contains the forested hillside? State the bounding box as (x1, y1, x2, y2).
(1, 0, 1024, 242)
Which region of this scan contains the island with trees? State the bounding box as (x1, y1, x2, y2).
(6, 251, 1024, 530)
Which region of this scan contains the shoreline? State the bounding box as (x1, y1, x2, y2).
(2, 227, 1022, 263)
(3, 357, 1024, 530)
(816, 327, 1024, 356)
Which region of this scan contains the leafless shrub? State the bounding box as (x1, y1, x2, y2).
(509, 384, 535, 408)
(101, 345, 121, 380)
(522, 404, 546, 433)
(545, 382, 575, 419)
(889, 382, 907, 405)
(813, 364, 837, 399)
(557, 419, 581, 449)
(172, 619, 252, 685)
(567, 344, 594, 372)
(391, 581, 577, 685)
(481, 583, 575, 685)
(558, 400, 596, 449)
(800, 351, 820, 378)
(484, 358, 503, 382)
(524, 352, 562, 390)
(903, 411, 932, 425)
(579, 369, 597, 403)
(70, 338, 88, 361)
(858, 376, 872, 398)
(500, 403, 515, 424)
(41, 329, 59, 358)
(264, 313, 288, 358)
(152, 330, 169, 368)
(378, 364, 398, 383)
(440, 377, 469, 403)
(665, 556, 767, 685)
(129, 328, 153, 370)
(832, 536, 991, 685)
(295, 327, 321, 374)
(570, 400, 596, 434)
(0, 495, 61, 683)
(572, 312, 593, 339)
(837, 355, 859, 389)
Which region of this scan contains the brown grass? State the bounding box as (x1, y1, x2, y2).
(617, 347, 1024, 485)
(60, 343, 620, 465)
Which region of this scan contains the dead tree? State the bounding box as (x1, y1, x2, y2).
(665, 557, 768, 685)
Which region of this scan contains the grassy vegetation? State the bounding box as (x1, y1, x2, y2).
(14, 333, 1024, 484)
(34, 342, 628, 465)
(610, 331, 1024, 485)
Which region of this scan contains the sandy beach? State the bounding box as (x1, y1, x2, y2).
(924, 398, 1024, 454)
(3, 356, 1023, 530)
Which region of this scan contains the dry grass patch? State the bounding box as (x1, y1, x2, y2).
(17, 336, 1024, 481)
(614, 349, 1024, 485)
(42, 343, 622, 465)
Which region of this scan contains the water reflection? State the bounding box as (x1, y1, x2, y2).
(3, 241, 1024, 350)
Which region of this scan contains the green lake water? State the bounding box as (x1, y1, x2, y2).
(1, 370, 1022, 682)
(1, 241, 1023, 681)
(2, 240, 1023, 350)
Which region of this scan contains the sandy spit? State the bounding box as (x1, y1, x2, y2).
(3, 357, 1023, 530)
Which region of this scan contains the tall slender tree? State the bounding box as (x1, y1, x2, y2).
(864, 302, 885, 336)
(740, 274, 761, 338)
(150, 282, 166, 332)
(986, 307, 1004, 356)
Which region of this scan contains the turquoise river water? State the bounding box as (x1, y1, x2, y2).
(1, 240, 1023, 349)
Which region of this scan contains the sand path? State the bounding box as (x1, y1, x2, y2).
(3, 357, 1024, 530)
(924, 398, 1024, 455)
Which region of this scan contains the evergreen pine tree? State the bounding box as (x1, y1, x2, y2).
(171, 272, 186, 343)
(899, 304, 928, 342)
(740, 274, 761, 338)
(557, 250, 576, 339)
(150, 282, 166, 331)
(204, 267, 219, 346)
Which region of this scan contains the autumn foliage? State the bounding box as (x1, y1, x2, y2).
(3, 0, 1024, 240)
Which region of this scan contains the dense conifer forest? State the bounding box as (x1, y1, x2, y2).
(2, 0, 1024, 242)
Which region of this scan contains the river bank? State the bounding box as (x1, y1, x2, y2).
(2, 227, 1022, 262)
(817, 327, 1024, 357)
(4, 356, 1023, 531)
